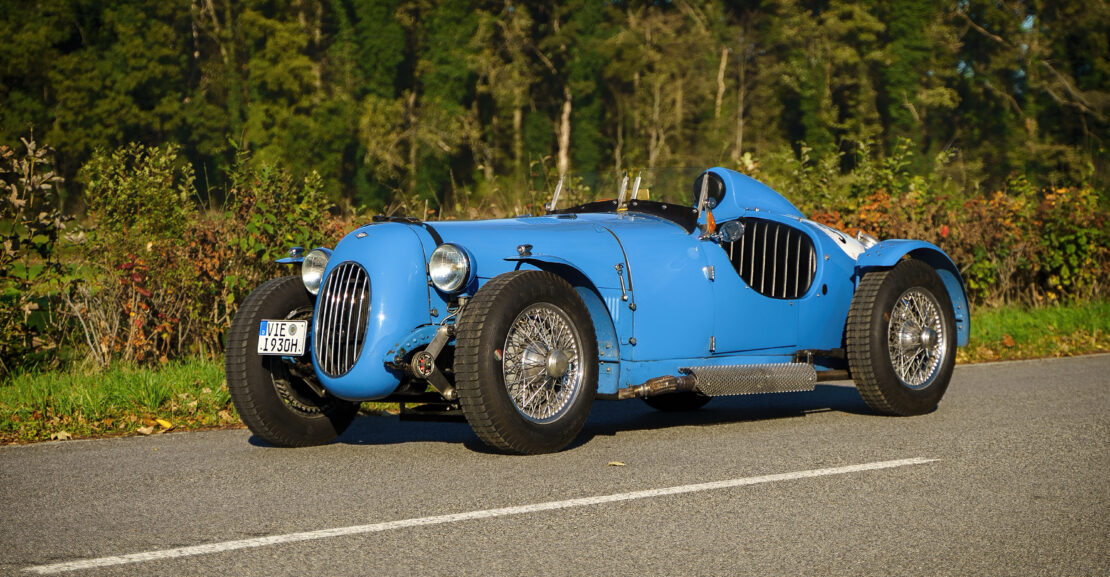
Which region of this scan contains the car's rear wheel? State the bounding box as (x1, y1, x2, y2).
(642, 392, 712, 411)
(454, 271, 597, 454)
(846, 259, 956, 416)
(226, 276, 359, 446)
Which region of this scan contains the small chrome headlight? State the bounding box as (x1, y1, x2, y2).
(301, 248, 332, 295)
(429, 243, 471, 293)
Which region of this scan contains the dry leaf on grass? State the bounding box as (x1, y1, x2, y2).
(50, 431, 72, 441)
(155, 418, 173, 430)
(136, 426, 155, 435)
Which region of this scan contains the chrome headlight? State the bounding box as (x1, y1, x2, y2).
(301, 248, 332, 295)
(429, 243, 471, 293)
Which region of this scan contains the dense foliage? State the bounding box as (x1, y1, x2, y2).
(0, 138, 347, 377)
(1, 0, 1105, 208)
(0, 0, 1107, 375)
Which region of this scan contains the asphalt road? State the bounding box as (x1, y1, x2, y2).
(2, 355, 1108, 576)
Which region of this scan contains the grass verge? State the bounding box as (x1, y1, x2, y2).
(957, 299, 1109, 363)
(1, 300, 1106, 444)
(0, 359, 236, 444)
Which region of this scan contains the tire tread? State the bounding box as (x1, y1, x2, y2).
(454, 271, 596, 454)
(846, 259, 955, 416)
(225, 276, 357, 447)
(845, 268, 896, 414)
(454, 271, 526, 451)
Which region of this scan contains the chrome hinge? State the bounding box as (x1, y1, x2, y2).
(704, 265, 715, 281)
(615, 263, 629, 301)
(709, 335, 716, 352)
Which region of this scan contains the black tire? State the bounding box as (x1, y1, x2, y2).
(642, 392, 712, 412)
(846, 259, 957, 416)
(455, 271, 598, 454)
(225, 276, 359, 446)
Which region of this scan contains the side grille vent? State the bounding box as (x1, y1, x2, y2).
(727, 219, 816, 300)
(313, 262, 371, 377)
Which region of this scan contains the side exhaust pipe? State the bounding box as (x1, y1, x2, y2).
(617, 375, 698, 400)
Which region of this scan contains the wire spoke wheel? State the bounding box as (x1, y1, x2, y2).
(503, 303, 583, 423)
(846, 259, 958, 416)
(886, 288, 947, 389)
(454, 271, 598, 454)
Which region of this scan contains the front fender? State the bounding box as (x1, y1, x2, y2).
(504, 255, 622, 358)
(857, 240, 970, 346)
(506, 255, 623, 394)
(312, 223, 432, 400)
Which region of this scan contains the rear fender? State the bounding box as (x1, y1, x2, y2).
(857, 240, 970, 346)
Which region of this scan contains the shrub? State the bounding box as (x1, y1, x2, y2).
(0, 137, 70, 378)
(68, 143, 200, 364)
(183, 157, 346, 353)
(1033, 186, 1108, 302)
(66, 145, 348, 365)
(952, 189, 1035, 302)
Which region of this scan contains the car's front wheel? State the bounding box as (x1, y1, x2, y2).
(225, 276, 359, 446)
(454, 271, 598, 454)
(846, 259, 956, 416)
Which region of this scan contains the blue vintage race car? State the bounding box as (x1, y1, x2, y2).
(226, 167, 969, 454)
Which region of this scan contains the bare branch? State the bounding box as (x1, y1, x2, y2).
(1039, 60, 1105, 121)
(955, 10, 1013, 49)
(715, 46, 728, 120)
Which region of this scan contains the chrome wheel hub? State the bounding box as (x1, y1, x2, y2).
(898, 326, 937, 349)
(545, 349, 571, 378)
(502, 303, 582, 423)
(887, 288, 947, 389)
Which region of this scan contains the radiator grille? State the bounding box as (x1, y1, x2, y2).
(313, 262, 371, 377)
(728, 219, 816, 300)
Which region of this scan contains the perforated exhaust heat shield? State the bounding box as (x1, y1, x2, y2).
(681, 363, 817, 396)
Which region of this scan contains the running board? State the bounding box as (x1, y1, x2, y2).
(681, 363, 817, 396)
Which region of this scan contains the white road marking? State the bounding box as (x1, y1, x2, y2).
(25, 457, 936, 574)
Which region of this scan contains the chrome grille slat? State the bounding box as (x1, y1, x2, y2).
(794, 234, 802, 297)
(326, 265, 346, 373)
(760, 222, 768, 294)
(313, 262, 371, 377)
(747, 221, 756, 281)
(315, 279, 332, 370)
(339, 264, 355, 371)
(771, 226, 780, 298)
(352, 276, 368, 372)
(335, 264, 354, 372)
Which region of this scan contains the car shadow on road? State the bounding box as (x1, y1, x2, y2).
(578, 382, 872, 443)
(256, 381, 873, 452)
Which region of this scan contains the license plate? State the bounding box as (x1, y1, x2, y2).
(257, 320, 308, 356)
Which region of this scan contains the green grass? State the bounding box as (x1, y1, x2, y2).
(0, 358, 235, 443)
(958, 300, 1110, 363)
(1, 300, 1106, 443)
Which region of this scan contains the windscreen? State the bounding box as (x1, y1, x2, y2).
(542, 167, 705, 210)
